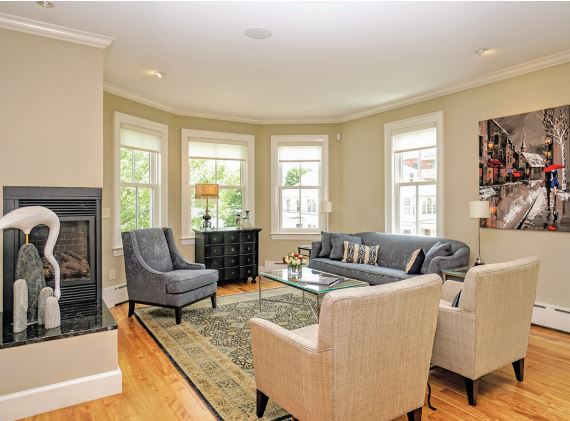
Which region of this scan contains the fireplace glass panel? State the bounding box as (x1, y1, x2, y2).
(28, 220, 92, 285)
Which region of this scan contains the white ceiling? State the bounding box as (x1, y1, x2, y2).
(2, 1, 570, 123)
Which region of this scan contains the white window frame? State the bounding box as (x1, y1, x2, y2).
(181, 129, 255, 245)
(384, 112, 444, 236)
(113, 112, 168, 255)
(270, 134, 329, 240)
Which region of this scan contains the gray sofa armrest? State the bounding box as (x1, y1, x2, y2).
(428, 246, 470, 274)
(122, 231, 168, 303)
(163, 228, 206, 270)
(310, 241, 322, 259)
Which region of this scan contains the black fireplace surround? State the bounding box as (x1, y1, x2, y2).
(3, 187, 102, 313)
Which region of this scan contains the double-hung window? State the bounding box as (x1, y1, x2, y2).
(271, 135, 329, 239)
(385, 112, 443, 237)
(113, 112, 168, 254)
(181, 130, 255, 244)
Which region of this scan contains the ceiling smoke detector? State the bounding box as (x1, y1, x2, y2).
(475, 48, 491, 56)
(37, 1, 54, 8)
(245, 28, 272, 40)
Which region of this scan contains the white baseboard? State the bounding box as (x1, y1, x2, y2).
(0, 368, 122, 421)
(102, 282, 128, 308)
(532, 302, 570, 333)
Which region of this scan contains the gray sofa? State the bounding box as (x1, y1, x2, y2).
(122, 227, 218, 324)
(309, 232, 469, 285)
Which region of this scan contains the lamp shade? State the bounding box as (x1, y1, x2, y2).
(321, 200, 333, 213)
(195, 183, 219, 199)
(469, 200, 490, 219)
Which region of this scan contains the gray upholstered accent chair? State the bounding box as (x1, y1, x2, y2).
(432, 257, 540, 405)
(122, 227, 218, 324)
(250, 275, 442, 421)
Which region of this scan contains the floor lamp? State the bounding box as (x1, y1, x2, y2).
(469, 200, 490, 266)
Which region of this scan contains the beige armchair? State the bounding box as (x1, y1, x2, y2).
(431, 257, 540, 406)
(250, 275, 442, 421)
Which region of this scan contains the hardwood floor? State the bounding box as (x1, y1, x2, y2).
(26, 280, 570, 421)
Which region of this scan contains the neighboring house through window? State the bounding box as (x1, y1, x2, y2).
(113, 112, 168, 255)
(271, 135, 329, 240)
(181, 129, 255, 244)
(385, 112, 443, 237)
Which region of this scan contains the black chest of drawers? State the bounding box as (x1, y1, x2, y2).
(193, 228, 261, 282)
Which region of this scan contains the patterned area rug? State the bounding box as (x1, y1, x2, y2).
(135, 287, 317, 421)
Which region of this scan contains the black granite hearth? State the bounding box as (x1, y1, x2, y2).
(0, 301, 117, 350)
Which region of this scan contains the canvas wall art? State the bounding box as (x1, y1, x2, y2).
(479, 105, 570, 231)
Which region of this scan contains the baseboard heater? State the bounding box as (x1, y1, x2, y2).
(102, 282, 128, 308)
(532, 302, 570, 333)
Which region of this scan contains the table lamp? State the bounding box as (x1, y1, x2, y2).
(195, 183, 219, 230)
(469, 200, 490, 266)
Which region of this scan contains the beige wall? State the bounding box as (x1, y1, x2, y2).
(0, 29, 103, 311)
(339, 62, 570, 308)
(103, 93, 340, 287)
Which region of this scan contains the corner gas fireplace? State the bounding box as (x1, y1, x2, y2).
(3, 187, 102, 313)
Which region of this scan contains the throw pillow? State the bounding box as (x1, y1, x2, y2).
(405, 248, 425, 274)
(342, 241, 380, 265)
(451, 290, 462, 307)
(330, 233, 361, 260)
(319, 231, 333, 258)
(421, 242, 452, 273)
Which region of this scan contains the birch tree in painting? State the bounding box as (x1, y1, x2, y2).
(543, 107, 569, 190)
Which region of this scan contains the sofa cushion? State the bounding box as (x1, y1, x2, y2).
(309, 258, 413, 285)
(133, 228, 174, 273)
(421, 242, 452, 273)
(330, 233, 361, 260)
(405, 248, 425, 274)
(165, 269, 218, 294)
(319, 231, 333, 258)
(342, 241, 379, 265)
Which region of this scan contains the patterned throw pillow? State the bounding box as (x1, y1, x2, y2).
(342, 241, 379, 265)
(406, 248, 426, 274)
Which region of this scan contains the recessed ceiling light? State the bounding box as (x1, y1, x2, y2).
(245, 28, 272, 40)
(475, 48, 491, 57)
(37, 1, 54, 7)
(153, 71, 166, 79)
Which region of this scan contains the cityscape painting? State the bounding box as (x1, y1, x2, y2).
(479, 105, 570, 232)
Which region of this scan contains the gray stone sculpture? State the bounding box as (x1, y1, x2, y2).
(13, 279, 28, 333)
(44, 296, 61, 329)
(15, 244, 46, 324)
(38, 287, 54, 326)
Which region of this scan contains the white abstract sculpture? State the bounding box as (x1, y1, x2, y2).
(0, 206, 61, 299)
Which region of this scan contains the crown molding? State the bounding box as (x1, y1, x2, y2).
(0, 12, 114, 49)
(107, 48, 570, 125)
(103, 82, 341, 125)
(339, 48, 570, 123)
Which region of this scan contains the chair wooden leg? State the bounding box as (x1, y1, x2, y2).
(211, 294, 217, 309)
(513, 358, 525, 382)
(406, 407, 422, 421)
(175, 307, 182, 325)
(256, 389, 269, 418)
(128, 300, 135, 317)
(464, 377, 479, 406)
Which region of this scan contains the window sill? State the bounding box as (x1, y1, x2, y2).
(180, 237, 196, 246)
(112, 247, 123, 257)
(270, 232, 321, 241)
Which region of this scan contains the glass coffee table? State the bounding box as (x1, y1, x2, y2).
(259, 267, 369, 320)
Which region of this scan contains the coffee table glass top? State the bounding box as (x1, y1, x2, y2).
(260, 266, 368, 294)
(441, 267, 470, 277)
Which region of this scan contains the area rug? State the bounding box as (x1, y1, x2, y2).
(135, 287, 317, 421)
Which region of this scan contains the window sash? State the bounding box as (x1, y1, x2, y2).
(188, 156, 247, 230)
(395, 181, 437, 236)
